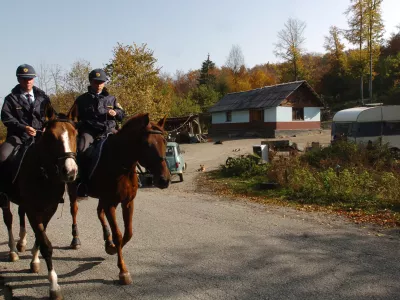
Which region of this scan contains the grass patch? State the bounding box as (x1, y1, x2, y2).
(207, 141, 400, 227)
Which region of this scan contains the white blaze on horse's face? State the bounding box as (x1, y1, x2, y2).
(61, 130, 78, 180)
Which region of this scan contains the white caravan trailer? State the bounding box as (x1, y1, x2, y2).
(331, 105, 400, 150)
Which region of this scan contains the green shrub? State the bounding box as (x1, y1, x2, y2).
(301, 140, 396, 171)
(220, 155, 268, 177)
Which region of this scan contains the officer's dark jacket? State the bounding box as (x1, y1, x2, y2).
(1, 85, 50, 140)
(75, 87, 125, 134)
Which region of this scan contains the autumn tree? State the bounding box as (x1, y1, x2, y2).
(169, 95, 201, 117)
(274, 18, 306, 81)
(249, 69, 275, 89)
(105, 43, 172, 120)
(346, 0, 368, 102)
(189, 85, 220, 112)
(365, 0, 384, 100)
(173, 70, 199, 97)
(321, 26, 349, 100)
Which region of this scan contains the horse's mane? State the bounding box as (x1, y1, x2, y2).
(119, 113, 164, 133)
(44, 114, 76, 129)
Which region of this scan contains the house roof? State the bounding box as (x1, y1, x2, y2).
(208, 80, 321, 113)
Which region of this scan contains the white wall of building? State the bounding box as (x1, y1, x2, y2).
(304, 107, 320, 121)
(213, 107, 321, 124)
(276, 107, 292, 122)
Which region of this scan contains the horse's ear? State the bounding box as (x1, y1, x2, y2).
(142, 113, 150, 128)
(45, 103, 56, 121)
(157, 115, 167, 129)
(67, 103, 79, 122)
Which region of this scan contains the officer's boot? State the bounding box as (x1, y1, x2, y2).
(0, 171, 9, 208)
(0, 189, 8, 208)
(76, 153, 88, 198)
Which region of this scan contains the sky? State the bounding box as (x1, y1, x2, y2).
(1, 0, 399, 100)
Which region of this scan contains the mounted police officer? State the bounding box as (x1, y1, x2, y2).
(0, 64, 52, 207)
(75, 68, 125, 153)
(73, 68, 125, 196)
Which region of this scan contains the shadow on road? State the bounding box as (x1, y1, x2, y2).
(1, 229, 399, 299)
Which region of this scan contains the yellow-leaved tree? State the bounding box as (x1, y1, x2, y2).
(105, 43, 172, 121)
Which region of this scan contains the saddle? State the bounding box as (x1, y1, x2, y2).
(0, 138, 34, 194)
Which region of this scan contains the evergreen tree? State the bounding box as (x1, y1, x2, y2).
(198, 54, 216, 86)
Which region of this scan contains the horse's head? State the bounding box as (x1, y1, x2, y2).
(120, 114, 170, 189)
(37, 105, 78, 182)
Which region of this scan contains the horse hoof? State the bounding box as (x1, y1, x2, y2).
(119, 272, 132, 285)
(49, 289, 63, 300)
(70, 244, 81, 250)
(30, 262, 40, 273)
(105, 241, 117, 255)
(9, 252, 19, 262)
(70, 238, 81, 250)
(17, 244, 26, 252)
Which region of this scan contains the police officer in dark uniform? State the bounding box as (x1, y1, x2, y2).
(75, 68, 125, 153)
(0, 64, 51, 207)
(74, 68, 125, 196)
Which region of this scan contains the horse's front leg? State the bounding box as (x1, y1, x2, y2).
(30, 239, 40, 273)
(1, 203, 19, 261)
(121, 199, 134, 248)
(17, 206, 27, 252)
(103, 203, 132, 285)
(68, 183, 81, 249)
(97, 203, 116, 255)
(27, 209, 63, 300)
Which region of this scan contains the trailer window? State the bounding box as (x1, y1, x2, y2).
(383, 122, 400, 136)
(332, 123, 351, 137)
(357, 122, 382, 137)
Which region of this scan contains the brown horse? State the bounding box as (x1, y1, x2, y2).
(1, 107, 78, 300)
(67, 112, 170, 285)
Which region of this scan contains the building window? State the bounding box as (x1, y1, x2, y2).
(292, 108, 304, 120)
(226, 111, 232, 122)
(250, 109, 264, 122)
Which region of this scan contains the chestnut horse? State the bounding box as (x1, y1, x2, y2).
(67, 112, 170, 285)
(1, 107, 78, 300)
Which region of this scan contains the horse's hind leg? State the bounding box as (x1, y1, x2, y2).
(68, 183, 81, 249)
(104, 204, 132, 285)
(97, 203, 116, 255)
(121, 199, 134, 248)
(2, 204, 19, 261)
(17, 206, 27, 252)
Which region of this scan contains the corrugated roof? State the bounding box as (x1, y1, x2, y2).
(208, 80, 320, 113)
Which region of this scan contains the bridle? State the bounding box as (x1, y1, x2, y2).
(40, 119, 78, 179)
(145, 129, 167, 163)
